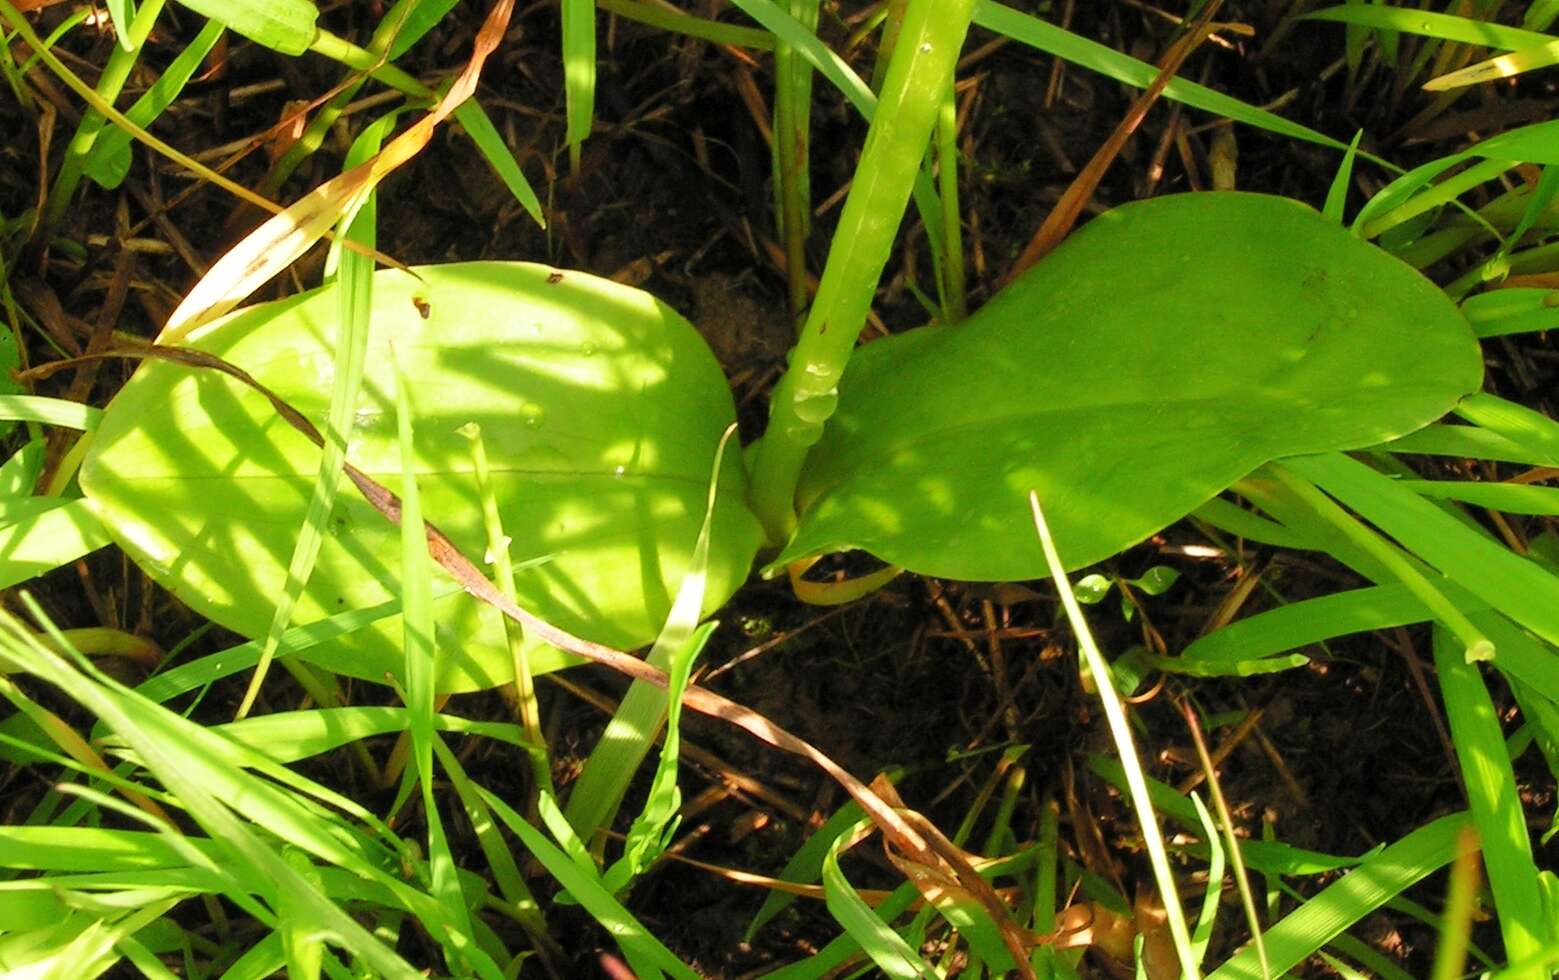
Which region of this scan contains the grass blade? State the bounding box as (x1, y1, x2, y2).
(564, 426, 737, 840)
(234, 118, 383, 719)
(1030, 492, 1200, 980)
(1431, 627, 1553, 974)
(561, 0, 596, 171)
(1207, 812, 1475, 980)
(0, 496, 113, 589)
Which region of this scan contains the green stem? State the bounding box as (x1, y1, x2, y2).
(774, 0, 821, 325)
(307, 28, 433, 103)
(36, 0, 167, 245)
(749, 0, 977, 545)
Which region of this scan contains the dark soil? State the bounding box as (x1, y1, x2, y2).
(3, 2, 1556, 978)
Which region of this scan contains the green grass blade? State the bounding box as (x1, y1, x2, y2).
(745, 794, 872, 939)
(0, 395, 101, 431)
(561, 0, 596, 171)
(1182, 584, 1429, 664)
(0, 610, 424, 978)
(388, 343, 469, 936)
(471, 772, 700, 979)
(211, 706, 530, 763)
(171, 0, 317, 54)
(1455, 392, 1559, 467)
(1207, 812, 1475, 980)
(35, 0, 167, 241)
(0, 496, 113, 589)
(451, 101, 545, 226)
(1302, 7, 1553, 51)
(564, 426, 737, 840)
(1392, 480, 1559, 515)
(458, 421, 548, 790)
(1376, 423, 1544, 465)
(1030, 492, 1199, 979)
(83, 19, 225, 189)
(1431, 627, 1553, 973)
(1462, 288, 1559, 339)
(597, 0, 773, 49)
(1284, 453, 1559, 652)
(234, 121, 383, 720)
(975, 2, 1349, 153)
(602, 621, 717, 893)
(1322, 130, 1363, 223)
(1187, 793, 1226, 970)
(820, 820, 938, 980)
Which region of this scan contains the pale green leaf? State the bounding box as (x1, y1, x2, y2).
(778, 193, 1481, 580)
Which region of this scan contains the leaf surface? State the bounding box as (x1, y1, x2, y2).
(778, 192, 1483, 580)
(81, 263, 759, 691)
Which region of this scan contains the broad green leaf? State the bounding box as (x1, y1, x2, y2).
(80, 263, 761, 692)
(777, 192, 1483, 581)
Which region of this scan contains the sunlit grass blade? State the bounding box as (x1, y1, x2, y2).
(1186, 793, 1227, 970)
(234, 119, 383, 720)
(388, 345, 480, 974)
(0, 395, 101, 431)
(208, 706, 530, 764)
(1455, 392, 1559, 467)
(597, 0, 773, 49)
(820, 819, 938, 980)
(1030, 492, 1199, 980)
(34, 0, 168, 244)
(0, 608, 425, 978)
(1182, 583, 1432, 664)
(1375, 423, 1544, 465)
(1302, 6, 1553, 51)
(469, 763, 700, 979)
(451, 101, 545, 226)
(82, 20, 225, 190)
(561, 0, 595, 171)
(0, 497, 113, 589)
(1431, 627, 1553, 974)
(564, 425, 736, 840)
(1206, 812, 1475, 980)
(170, 0, 317, 54)
(601, 621, 716, 893)
(976, 2, 1349, 153)
(1392, 480, 1559, 515)
(1282, 453, 1559, 652)
(1267, 458, 1495, 659)
(1461, 288, 1559, 339)
(459, 421, 548, 789)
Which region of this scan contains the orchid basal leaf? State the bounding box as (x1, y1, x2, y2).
(776, 192, 1483, 581)
(80, 263, 761, 692)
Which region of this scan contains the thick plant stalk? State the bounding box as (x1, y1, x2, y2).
(748, 0, 977, 545)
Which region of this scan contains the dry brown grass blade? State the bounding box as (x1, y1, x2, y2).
(41, 341, 1042, 951)
(158, 0, 516, 342)
(1001, 0, 1228, 285)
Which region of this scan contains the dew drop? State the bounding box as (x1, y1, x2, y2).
(784, 421, 824, 447)
(793, 387, 838, 424)
(520, 403, 545, 428)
